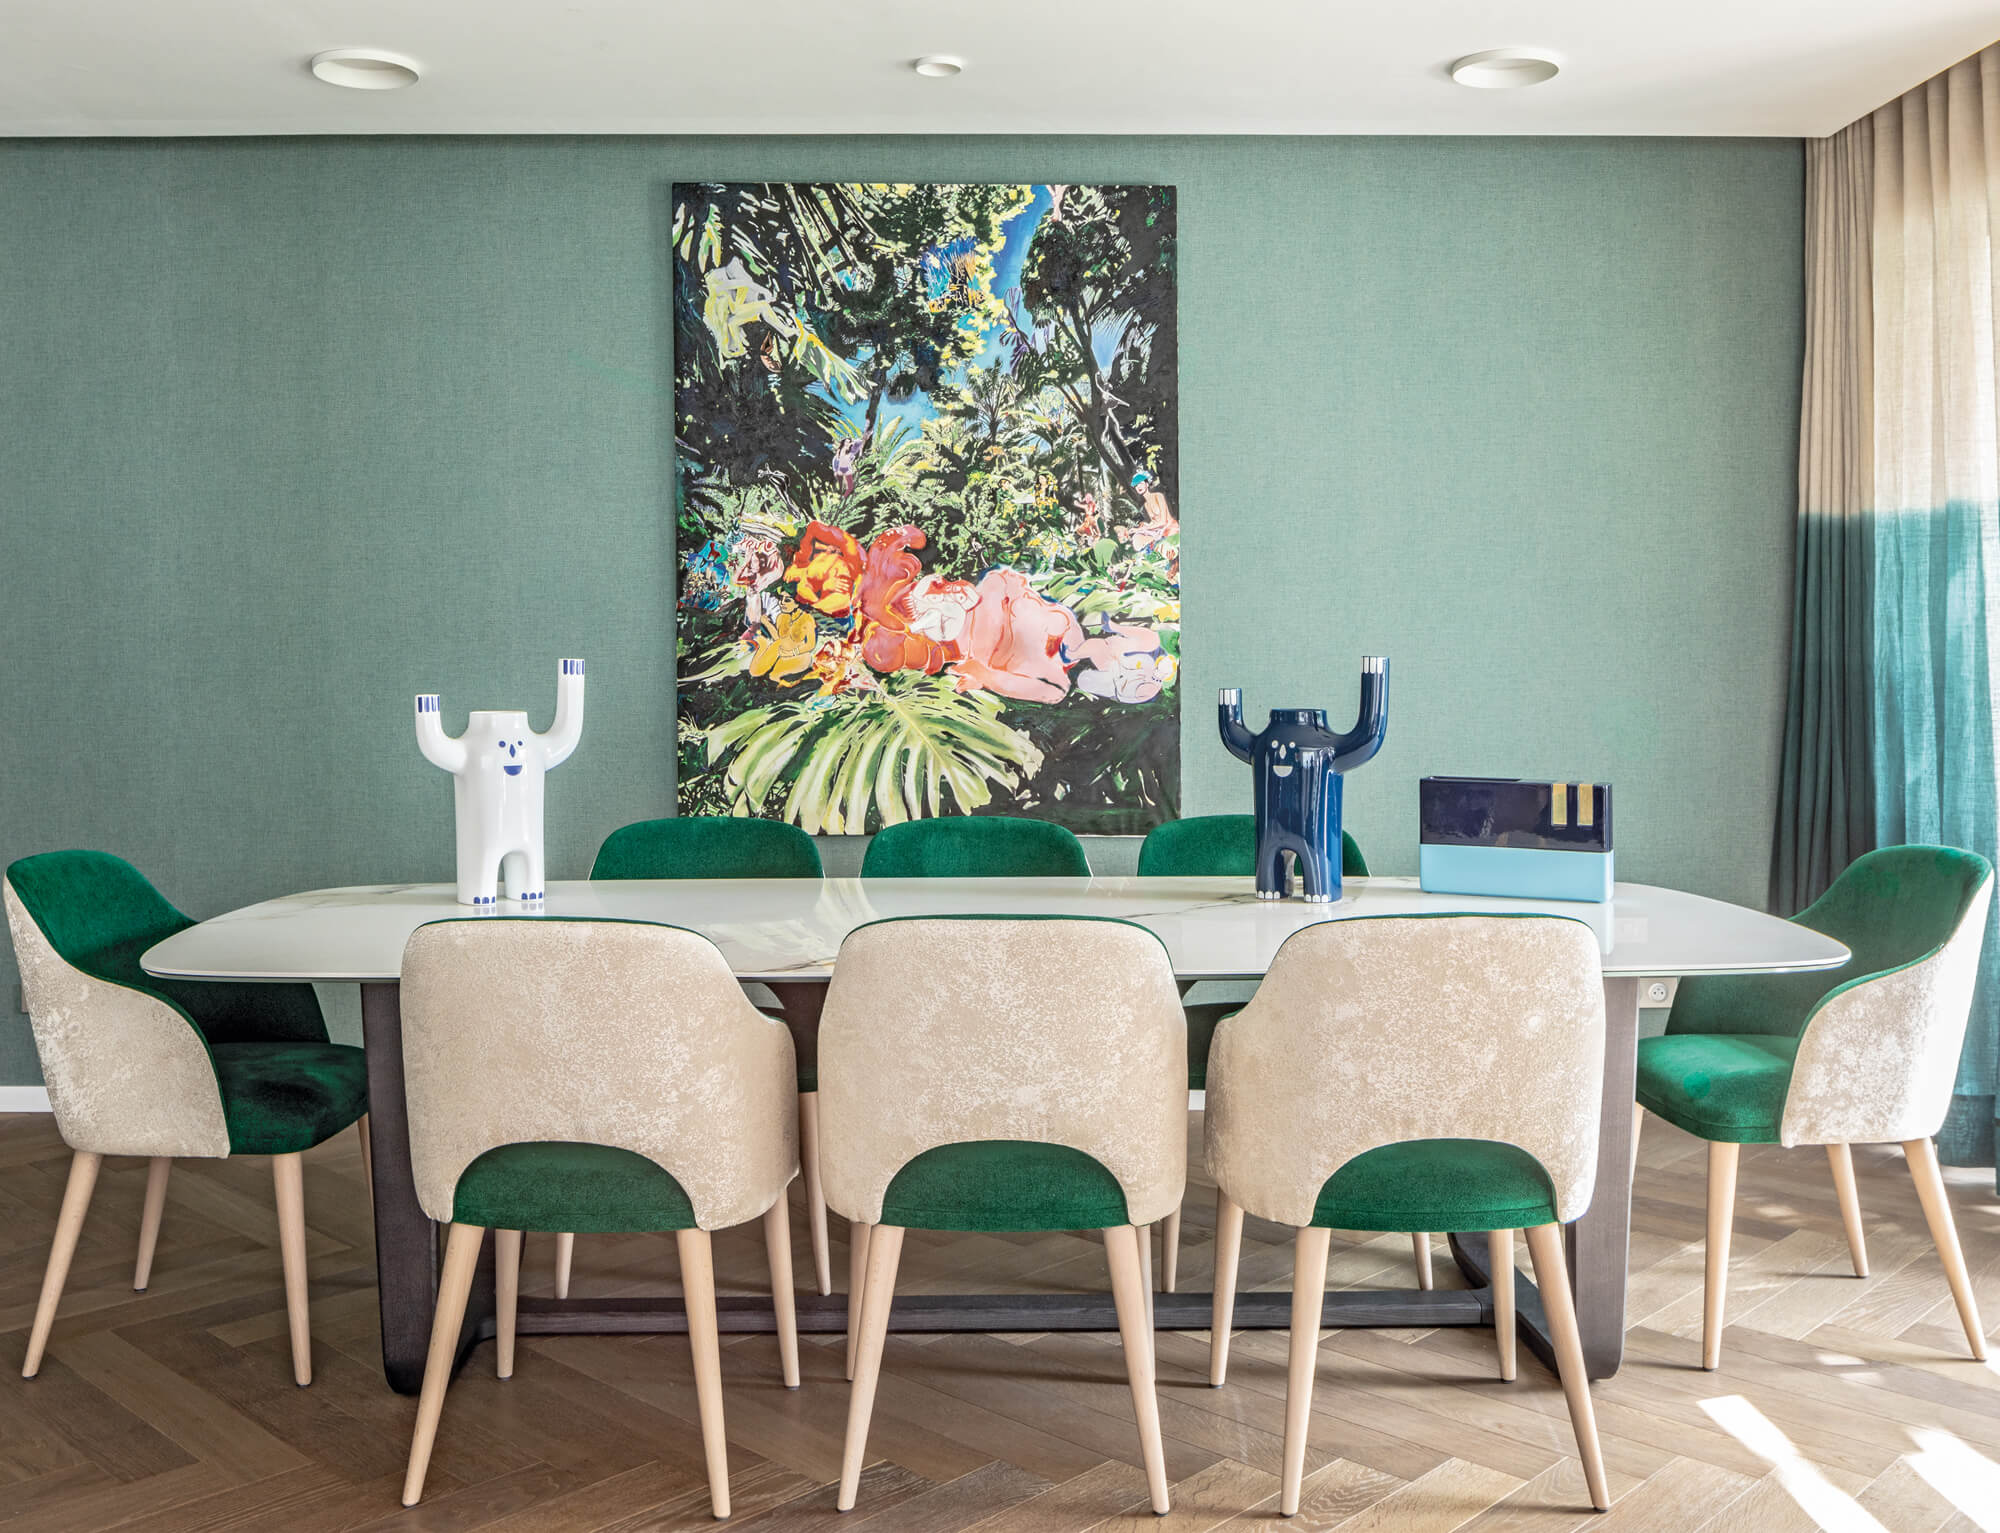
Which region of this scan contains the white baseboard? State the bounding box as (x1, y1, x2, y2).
(0, 1086, 51, 1113)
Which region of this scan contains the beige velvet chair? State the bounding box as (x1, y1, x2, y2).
(1206, 914, 1612, 1516)
(396, 918, 800, 1516)
(4, 851, 369, 1388)
(1634, 845, 1994, 1369)
(818, 916, 1187, 1515)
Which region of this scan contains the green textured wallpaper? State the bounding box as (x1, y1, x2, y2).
(0, 135, 1802, 1086)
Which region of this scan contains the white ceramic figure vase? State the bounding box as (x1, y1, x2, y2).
(414, 659, 585, 907)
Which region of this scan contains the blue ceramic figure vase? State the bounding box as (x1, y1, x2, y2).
(1219, 657, 1389, 902)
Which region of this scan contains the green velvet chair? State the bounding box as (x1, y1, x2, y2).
(1135, 814, 1382, 1292)
(2, 850, 369, 1387)
(860, 815, 1090, 879)
(397, 917, 800, 1516)
(591, 815, 823, 882)
(584, 816, 830, 1297)
(1634, 844, 1994, 1370)
(817, 915, 1186, 1515)
(1205, 913, 1612, 1515)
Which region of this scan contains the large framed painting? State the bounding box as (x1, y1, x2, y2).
(672, 182, 1179, 835)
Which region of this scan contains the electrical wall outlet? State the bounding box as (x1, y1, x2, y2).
(1643, 978, 1676, 1007)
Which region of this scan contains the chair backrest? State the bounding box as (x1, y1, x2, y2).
(860, 816, 1090, 878)
(1779, 851, 1994, 1145)
(3, 853, 230, 1157)
(817, 916, 1187, 1225)
(1205, 914, 1605, 1228)
(399, 918, 796, 1229)
(590, 816, 824, 881)
(1136, 814, 1368, 878)
(1670, 845, 1993, 1040)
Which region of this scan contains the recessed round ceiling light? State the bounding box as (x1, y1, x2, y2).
(913, 55, 965, 78)
(309, 48, 422, 90)
(1449, 49, 1560, 90)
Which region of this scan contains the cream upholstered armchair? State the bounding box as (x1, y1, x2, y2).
(396, 918, 800, 1517)
(818, 915, 1186, 1516)
(1206, 914, 1611, 1516)
(1635, 844, 1993, 1370)
(4, 851, 369, 1389)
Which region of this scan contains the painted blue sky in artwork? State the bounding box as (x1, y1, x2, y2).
(819, 184, 1060, 438)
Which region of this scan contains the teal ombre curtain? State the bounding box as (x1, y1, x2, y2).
(1771, 126, 1876, 915)
(1870, 48, 2000, 1169)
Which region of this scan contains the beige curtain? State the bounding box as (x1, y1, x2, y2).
(1869, 43, 2000, 1167)
(1771, 123, 1874, 914)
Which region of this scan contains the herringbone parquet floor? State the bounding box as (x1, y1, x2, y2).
(2, 1109, 1997, 1532)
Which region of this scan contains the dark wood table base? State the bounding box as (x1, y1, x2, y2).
(363, 978, 1639, 1395)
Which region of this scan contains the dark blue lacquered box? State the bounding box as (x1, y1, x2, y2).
(1418, 777, 1614, 903)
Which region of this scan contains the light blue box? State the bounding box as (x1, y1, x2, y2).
(1419, 843, 1615, 903)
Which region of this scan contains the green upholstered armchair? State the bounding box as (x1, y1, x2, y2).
(581, 816, 829, 1298)
(397, 917, 799, 1516)
(1135, 814, 1391, 1293)
(3, 850, 368, 1387)
(1635, 844, 1994, 1369)
(818, 915, 1185, 1515)
(860, 814, 1090, 878)
(1204, 913, 1612, 1515)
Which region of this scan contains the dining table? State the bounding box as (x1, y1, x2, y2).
(142, 873, 1848, 1396)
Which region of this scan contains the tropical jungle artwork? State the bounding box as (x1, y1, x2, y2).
(673, 182, 1180, 835)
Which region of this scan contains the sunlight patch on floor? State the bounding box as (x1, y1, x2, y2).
(1906, 1428, 2000, 1530)
(1699, 1394, 1888, 1533)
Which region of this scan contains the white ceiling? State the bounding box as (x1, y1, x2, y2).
(4, 0, 1995, 138)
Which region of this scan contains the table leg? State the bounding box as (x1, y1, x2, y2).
(1570, 976, 1639, 1378)
(761, 981, 825, 1076)
(361, 981, 494, 1395)
(1449, 974, 1638, 1381)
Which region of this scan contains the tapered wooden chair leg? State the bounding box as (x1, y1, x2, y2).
(1904, 1138, 1988, 1361)
(1210, 1192, 1245, 1386)
(133, 1157, 172, 1291)
(356, 1115, 373, 1196)
(402, 1223, 484, 1506)
(838, 1224, 905, 1511)
(845, 1219, 872, 1381)
(1162, 1205, 1181, 1292)
(1282, 1227, 1333, 1516)
(554, 1232, 574, 1300)
(495, 1230, 522, 1379)
(1106, 1224, 1172, 1515)
(677, 1229, 731, 1519)
(1490, 1229, 1516, 1381)
(1703, 1141, 1740, 1371)
(799, 1092, 833, 1296)
(1827, 1144, 1868, 1278)
(1526, 1224, 1611, 1511)
(1631, 1103, 1646, 1184)
(1138, 1222, 1155, 1332)
(271, 1153, 313, 1386)
(23, 1149, 101, 1378)
(1411, 1232, 1434, 1290)
(763, 1199, 801, 1388)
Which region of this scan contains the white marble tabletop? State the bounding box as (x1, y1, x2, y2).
(142, 875, 1849, 985)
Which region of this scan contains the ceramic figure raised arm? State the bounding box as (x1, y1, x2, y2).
(1219, 657, 1388, 903)
(415, 659, 586, 907)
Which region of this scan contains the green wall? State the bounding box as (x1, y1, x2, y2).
(0, 135, 1803, 1085)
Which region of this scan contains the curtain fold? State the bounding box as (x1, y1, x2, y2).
(1870, 45, 2000, 1168)
(1771, 124, 1876, 916)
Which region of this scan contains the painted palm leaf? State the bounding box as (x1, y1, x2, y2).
(705, 677, 1043, 834)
